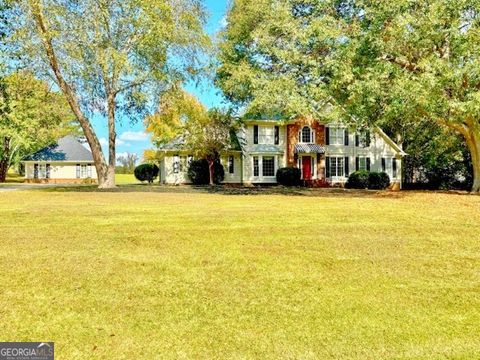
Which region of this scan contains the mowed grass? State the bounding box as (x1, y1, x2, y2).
(0, 189, 479, 359)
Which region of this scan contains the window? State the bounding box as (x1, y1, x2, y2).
(81, 165, 88, 178)
(300, 126, 313, 143)
(329, 157, 345, 178)
(357, 157, 367, 171)
(228, 156, 234, 174)
(76, 164, 81, 178)
(253, 156, 259, 177)
(262, 156, 275, 177)
(274, 126, 280, 145)
(46, 164, 51, 179)
(356, 131, 371, 147)
(87, 164, 92, 178)
(173, 155, 180, 174)
(253, 125, 259, 144)
(328, 127, 345, 145)
(392, 158, 397, 178)
(179, 156, 187, 172)
(259, 126, 274, 144)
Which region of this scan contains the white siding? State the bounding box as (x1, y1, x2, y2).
(24, 162, 97, 180)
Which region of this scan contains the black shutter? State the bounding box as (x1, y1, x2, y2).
(325, 127, 330, 145)
(366, 131, 371, 147)
(254, 125, 258, 144)
(392, 158, 397, 178)
(355, 134, 360, 147)
(34, 164, 39, 179)
(76, 164, 81, 178)
(325, 157, 330, 178)
(46, 164, 51, 179)
(344, 129, 349, 146)
(356, 157, 360, 171)
(344, 157, 349, 176)
(366, 157, 371, 172)
(274, 126, 279, 145)
(381, 158, 386, 172)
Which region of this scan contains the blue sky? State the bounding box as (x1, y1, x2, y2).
(97, 0, 230, 161)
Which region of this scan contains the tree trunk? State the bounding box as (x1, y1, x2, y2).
(31, 2, 112, 188)
(99, 92, 117, 189)
(0, 137, 10, 183)
(207, 158, 214, 186)
(464, 129, 480, 193)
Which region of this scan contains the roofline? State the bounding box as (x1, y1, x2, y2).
(374, 126, 407, 156)
(243, 119, 296, 125)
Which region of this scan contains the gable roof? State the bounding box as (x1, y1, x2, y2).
(23, 135, 94, 162)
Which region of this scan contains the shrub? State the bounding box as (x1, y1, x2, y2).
(276, 167, 301, 187)
(187, 159, 225, 185)
(368, 172, 391, 190)
(134, 163, 159, 184)
(346, 170, 370, 189)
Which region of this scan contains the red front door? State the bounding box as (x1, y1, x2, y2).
(302, 156, 312, 180)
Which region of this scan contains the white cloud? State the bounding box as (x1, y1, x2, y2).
(119, 131, 149, 142)
(99, 137, 108, 146)
(99, 137, 130, 147)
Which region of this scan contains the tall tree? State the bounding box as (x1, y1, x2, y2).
(0, 71, 77, 182)
(146, 87, 236, 185)
(6, 0, 210, 188)
(218, 0, 480, 192)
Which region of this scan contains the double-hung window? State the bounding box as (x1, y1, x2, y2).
(329, 157, 345, 178)
(253, 156, 259, 177)
(329, 127, 345, 145)
(259, 126, 274, 144)
(228, 156, 234, 174)
(262, 156, 275, 177)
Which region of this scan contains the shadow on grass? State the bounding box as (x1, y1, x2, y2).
(32, 183, 414, 199)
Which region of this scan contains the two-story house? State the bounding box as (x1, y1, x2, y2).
(157, 117, 406, 188)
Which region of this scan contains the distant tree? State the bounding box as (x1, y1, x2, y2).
(116, 153, 138, 174)
(0, 71, 78, 182)
(6, 0, 210, 188)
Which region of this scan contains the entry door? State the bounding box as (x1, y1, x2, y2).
(302, 156, 312, 180)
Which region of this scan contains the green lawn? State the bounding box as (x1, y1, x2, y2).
(0, 189, 479, 359)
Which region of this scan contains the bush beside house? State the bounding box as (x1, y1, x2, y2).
(276, 167, 301, 187)
(187, 159, 225, 185)
(134, 164, 159, 184)
(346, 171, 391, 190)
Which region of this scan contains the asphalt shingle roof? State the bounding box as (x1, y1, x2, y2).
(23, 135, 94, 162)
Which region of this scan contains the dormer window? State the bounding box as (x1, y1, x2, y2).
(300, 126, 314, 144)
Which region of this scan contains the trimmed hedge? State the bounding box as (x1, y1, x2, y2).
(345, 170, 370, 189)
(276, 167, 301, 187)
(368, 171, 391, 190)
(134, 163, 159, 183)
(187, 159, 225, 185)
(346, 171, 391, 190)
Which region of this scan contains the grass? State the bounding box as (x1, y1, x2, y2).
(0, 188, 479, 359)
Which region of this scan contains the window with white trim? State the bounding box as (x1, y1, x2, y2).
(262, 156, 275, 177)
(228, 156, 234, 174)
(358, 157, 367, 171)
(80, 164, 88, 178)
(330, 157, 345, 178)
(253, 156, 259, 177)
(300, 126, 314, 144)
(329, 127, 344, 145)
(173, 155, 180, 174)
(259, 126, 274, 144)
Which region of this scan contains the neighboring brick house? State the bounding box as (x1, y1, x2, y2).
(157, 117, 406, 188)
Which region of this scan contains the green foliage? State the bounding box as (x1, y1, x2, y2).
(187, 159, 224, 185)
(346, 171, 390, 190)
(345, 171, 370, 190)
(276, 167, 301, 187)
(134, 163, 159, 184)
(368, 172, 391, 191)
(0, 71, 78, 180)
